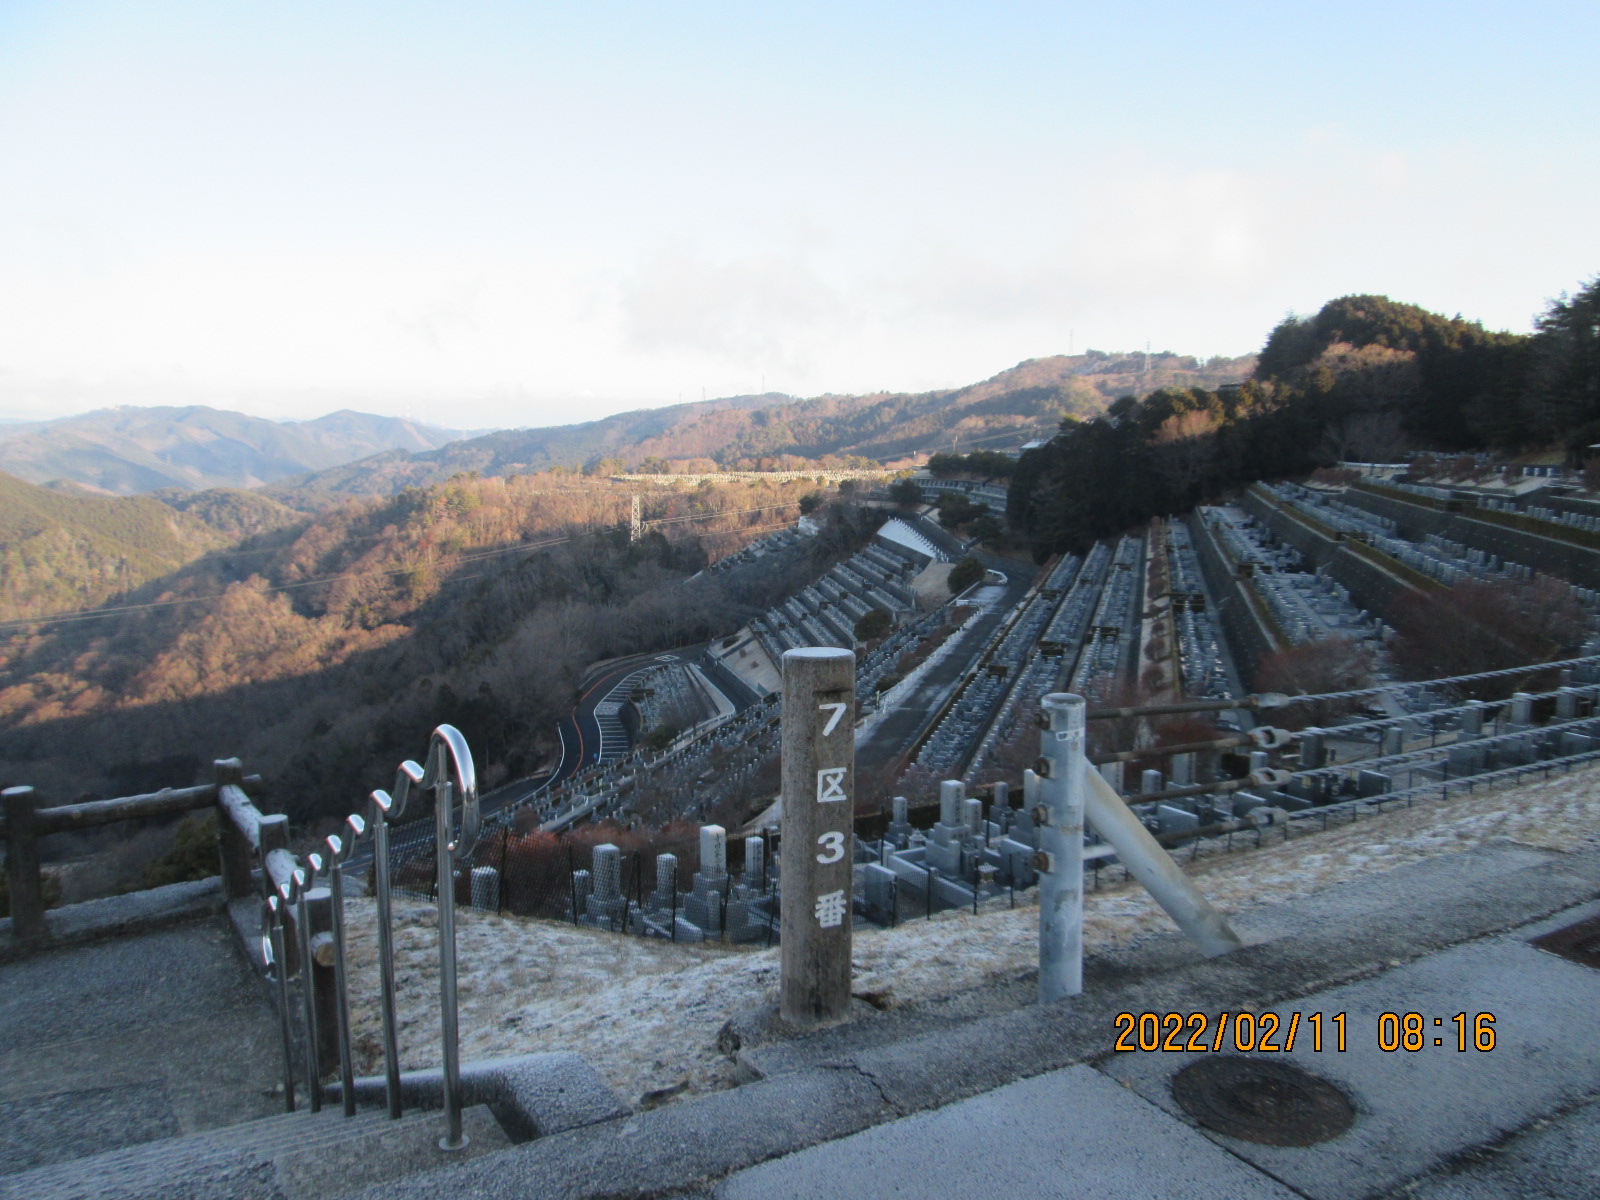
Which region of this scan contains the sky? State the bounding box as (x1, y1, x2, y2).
(1, 1, 1596, 431)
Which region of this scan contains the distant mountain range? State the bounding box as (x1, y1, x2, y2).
(0, 352, 1254, 506)
(0, 406, 477, 495)
(265, 351, 1255, 504)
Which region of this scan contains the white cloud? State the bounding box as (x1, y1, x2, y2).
(619, 246, 850, 380)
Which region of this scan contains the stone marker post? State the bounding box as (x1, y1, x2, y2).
(1038, 693, 1086, 1004)
(780, 646, 856, 1026)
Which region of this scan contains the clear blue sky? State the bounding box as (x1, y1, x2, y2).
(1, 1, 1595, 428)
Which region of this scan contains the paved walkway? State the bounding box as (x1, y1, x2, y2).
(716, 899, 1600, 1198)
(0, 918, 282, 1175)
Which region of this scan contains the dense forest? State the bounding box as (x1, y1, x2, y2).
(1011, 277, 1600, 555)
(0, 473, 879, 820)
(0, 473, 301, 621)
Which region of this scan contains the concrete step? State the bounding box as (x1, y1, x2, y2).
(0, 1102, 510, 1200)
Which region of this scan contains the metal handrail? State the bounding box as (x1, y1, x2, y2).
(232, 724, 481, 1150)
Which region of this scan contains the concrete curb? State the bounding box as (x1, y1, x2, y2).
(328, 1052, 630, 1141)
(338, 1066, 893, 1200)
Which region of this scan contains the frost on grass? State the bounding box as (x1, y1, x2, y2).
(342, 763, 1600, 1108)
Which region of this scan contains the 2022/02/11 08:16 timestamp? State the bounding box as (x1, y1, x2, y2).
(1112, 1011, 1498, 1053)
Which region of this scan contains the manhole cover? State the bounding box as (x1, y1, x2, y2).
(1530, 914, 1600, 970)
(1171, 1057, 1355, 1146)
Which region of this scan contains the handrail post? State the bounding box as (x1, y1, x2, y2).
(293, 861, 324, 1112)
(1038, 693, 1086, 1004)
(327, 815, 365, 1117)
(364, 774, 412, 1126)
(2, 786, 46, 945)
(424, 725, 479, 1153)
(436, 778, 465, 1148)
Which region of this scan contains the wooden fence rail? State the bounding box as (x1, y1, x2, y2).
(2, 761, 264, 946)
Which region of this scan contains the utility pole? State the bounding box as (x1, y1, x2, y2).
(629, 495, 642, 543)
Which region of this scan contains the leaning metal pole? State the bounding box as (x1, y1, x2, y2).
(1038, 693, 1086, 1004)
(425, 726, 480, 1152)
(1083, 767, 1242, 957)
(327, 814, 365, 1117)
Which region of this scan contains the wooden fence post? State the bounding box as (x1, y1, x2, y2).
(259, 813, 295, 974)
(214, 758, 254, 900)
(306, 886, 339, 1074)
(3, 786, 45, 944)
(779, 647, 856, 1027)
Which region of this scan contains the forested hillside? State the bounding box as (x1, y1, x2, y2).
(267, 352, 1254, 505)
(0, 405, 473, 494)
(0, 473, 875, 816)
(1011, 277, 1600, 555)
(0, 472, 301, 621)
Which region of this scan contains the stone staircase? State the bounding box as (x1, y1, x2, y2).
(0, 1102, 510, 1200)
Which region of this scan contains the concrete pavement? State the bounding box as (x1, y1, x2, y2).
(0, 917, 282, 1174)
(718, 896, 1600, 1199)
(718, 1065, 1302, 1199)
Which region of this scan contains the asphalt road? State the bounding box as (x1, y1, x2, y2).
(342, 644, 713, 868)
(553, 643, 714, 783)
(857, 569, 1034, 773)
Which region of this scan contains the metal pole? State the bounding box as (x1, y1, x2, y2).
(435, 778, 465, 1150)
(498, 830, 509, 916)
(635, 851, 644, 935)
(1038, 693, 1086, 1003)
(328, 815, 364, 1117)
(370, 797, 401, 1119)
(292, 864, 323, 1112)
(1082, 769, 1242, 958)
(568, 847, 578, 925)
(425, 724, 479, 1154)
